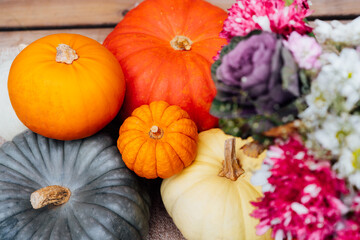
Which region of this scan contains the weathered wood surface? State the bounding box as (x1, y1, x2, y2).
(0, 28, 113, 48)
(0, 0, 358, 29)
(0, 0, 358, 48)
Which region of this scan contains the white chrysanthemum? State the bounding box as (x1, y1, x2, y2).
(314, 17, 360, 46)
(313, 19, 332, 44)
(318, 50, 360, 111)
(301, 48, 360, 121)
(334, 128, 360, 188)
(335, 148, 360, 189)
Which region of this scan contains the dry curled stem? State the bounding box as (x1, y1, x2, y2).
(30, 185, 71, 209)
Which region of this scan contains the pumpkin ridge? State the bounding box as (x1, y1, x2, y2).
(179, 0, 192, 35)
(74, 202, 144, 239)
(31, 212, 58, 239)
(71, 64, 106, 131)
(129, 115, 148, 125)
(176, 53, 191, 110)
(165, 126, 197, 142)
(153, 142, 158, 176)
(118, 133, 145, 153)
(48, 212, 67, 239)
(75, 59, 118, 110)
(150, 0, 177, 37)
(159, 105, 189, 128)
(193, 36, 227, 45)
(76, 185, 148, 209)
(76, 200, 144, 238)
(145, 53, 175, 104)
(0, 183, 34, 195)
(137, 140, 157, 178)
(155, 142, 175, 176)
(166, 133, 195, 166)
(0, 204, 33, 226)
(67, 206, 93, 240)
(235, 176, 262, 196)
(65, 218, 73, 240)
(166, 144, 189, 168)
(166, 130, 197, 148)
(188, 50, 212, 68)
(188, 52, 214, 93)
(221, 182, 232, 237)
(108, 31, 169, 45)
(80, 214, 119, 239)
(182, 54, 212, 126)
(0, 162, 43, 190)
(11, 208, 46, 239)
(74, 145, 115, 181)
(14, 135, 49, 183)
(106, 189, 151, 220)
(152, 101, 168, 124)
(67, 140, 84, 185)
(76, 178, 139, 195)
(85, 146, 121, 170)
(131, 140, 147, 175)
(115, 43, 167, 62)
(35, 135, 54, 180)
(0, 154, 45, 188)
(190, 155, 221, 169)
(234, 183, 258, 239)
(74, 167, 126, 191)
(169, 176, 210, 215)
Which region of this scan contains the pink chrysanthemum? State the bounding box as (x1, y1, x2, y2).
(335, 193, 360, 239)
(251, 136, 349, 240)
(353, 193, 360, 212)
(220, 0, 313, 41)
(335, 220, 360, 240)
(283, 31, 322, 69)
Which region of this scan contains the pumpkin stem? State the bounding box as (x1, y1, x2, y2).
(219, 138, 245, 181)
(170, 35, 193, 51)
(30, 185, 71, 209)
(56, 44, 78, 64)
(149, 125, 164, 139)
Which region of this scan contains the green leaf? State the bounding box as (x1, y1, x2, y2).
(285, 0, 294, 6)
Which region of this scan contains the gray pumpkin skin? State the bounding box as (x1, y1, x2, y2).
(0, 130, 151, 240)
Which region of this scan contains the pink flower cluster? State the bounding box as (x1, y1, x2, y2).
(221, 0, 313, 41)
(335, 193, 360, 240)
(283, 31, 322, 69)
(251, 136, 349, 240)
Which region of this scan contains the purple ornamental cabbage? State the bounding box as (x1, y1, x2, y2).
(212, 31, 301, 119)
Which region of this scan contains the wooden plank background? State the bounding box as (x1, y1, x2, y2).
(0, 0, 359, 48)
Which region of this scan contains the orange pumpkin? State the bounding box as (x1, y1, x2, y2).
(8, 33, 125, 140)
(118, 101, 198, 179)
(103, 0, 227, 131)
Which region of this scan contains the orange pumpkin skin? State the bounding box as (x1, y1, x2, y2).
(103, 0, 227, 131)
(118, 101, 198, 179)
(8, 33, 125, 140)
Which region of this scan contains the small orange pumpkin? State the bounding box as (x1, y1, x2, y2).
(118, 101, 198, 179)
(8, 33, 125, 140)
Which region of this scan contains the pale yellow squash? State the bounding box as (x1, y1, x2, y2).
(161, 128, 272, 240)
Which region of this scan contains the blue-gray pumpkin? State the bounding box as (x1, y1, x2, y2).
(0, 130, 151, 240)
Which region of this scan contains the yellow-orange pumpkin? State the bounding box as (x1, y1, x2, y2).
(118, 101, 198, 179)
(8, 33, 125, 140)
(103, 0, 227, 131)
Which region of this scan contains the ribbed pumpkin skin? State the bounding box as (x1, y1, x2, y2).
(103, 0, 227, 131)
(161, 129, 272, 240)
(118, 101, 198, 179)
(8, 33, 126, 140)
(0, 131, 150, 240)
